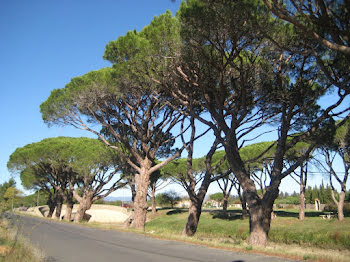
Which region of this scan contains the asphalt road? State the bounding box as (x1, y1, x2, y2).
(9, 214, 297, 262)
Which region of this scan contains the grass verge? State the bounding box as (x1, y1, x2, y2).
(0, 215, 44, 262)
(86, 208, 350, 262)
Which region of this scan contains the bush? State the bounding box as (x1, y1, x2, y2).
(324, 202, 350, 214)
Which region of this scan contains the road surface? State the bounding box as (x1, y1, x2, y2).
(9, 214, 297, 262)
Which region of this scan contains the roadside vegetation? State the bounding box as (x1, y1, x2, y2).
(0, 216, 44, 262)
(143, 208, 350, 262)
(146, 209, 350, 249)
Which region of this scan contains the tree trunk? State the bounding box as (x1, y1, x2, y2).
(74, 192, 93, 223)
(64, 201, 74, 221)
(182, 198, 203, 236)
(244, 186, 277, 246)
(151, 184, 156, 216)
(132, 171, 150, 230)
(47, 196, 56, 218)
(299, 185, 305, 221)
(54, 201, 63, 219)
(338, 190, 345, 221)
(222, 195, 228, 212)
(242, 201, 248, 219)
(64, 190, 74, 221)
(131, 182, 137, 203)
(248, 203, 272, 246)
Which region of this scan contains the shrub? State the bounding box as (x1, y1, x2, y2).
(324, 202, 350, 215)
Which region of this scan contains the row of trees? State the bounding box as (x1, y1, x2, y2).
(0, 178, 49, 213)
(0, 179, 23, 213)
(7, 137, 127, 222)
(8, 0, 349, 246)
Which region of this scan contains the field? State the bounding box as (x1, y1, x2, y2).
(142, 208, 350, 262)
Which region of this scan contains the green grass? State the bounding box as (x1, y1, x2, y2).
(145, 208, 350, 260)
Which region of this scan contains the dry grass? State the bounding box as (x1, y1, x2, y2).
(0, 216, 44, 262)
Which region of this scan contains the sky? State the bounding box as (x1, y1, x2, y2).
(0, 0, 181, 194)
(0, 0, 348, 199)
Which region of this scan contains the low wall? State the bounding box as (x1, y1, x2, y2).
(22, 204, 131, 223)
(276, 203, 325, 211)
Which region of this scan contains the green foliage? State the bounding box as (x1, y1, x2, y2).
(19, 190, 49, 207)
(0, 178, 15, 200)
(304, 184, 334, 204)
(3, 187, 23, 202)
(156, 190, 180, 208)
(8, 137, 119, 192)
(324, 203, 350, 215)
(275, 196, 300, 205)
(210, 192, 224, 202)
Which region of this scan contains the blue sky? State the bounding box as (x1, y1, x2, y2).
(0, 0, 348, 198)
(0, 0, 181, 191)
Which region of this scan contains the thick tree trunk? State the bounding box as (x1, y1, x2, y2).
(47, 196, 56, 218)
(338, 191, 345, 221)
(64, 190, 74, 221)
(132, 171, 150, 230)
(64, 201, 74, 221)
(244, 185, 278, 246)
(47, 205, 55, 218)
(248, 203, 272, 246)
(151, 184, 156, 216)
(299, 186, 305, 221)
(182, 198, 203, 236)
(54, 191, 65, 219)
(54, 200, 63, 219)
(74, 192, 93, 223)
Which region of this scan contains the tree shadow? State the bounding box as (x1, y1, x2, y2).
(210, 210, 243, 221)
(274, 210, 325, 218)
(166, 209, 186, 215)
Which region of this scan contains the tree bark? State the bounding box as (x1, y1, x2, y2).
(248, 202, 273, 246)
(54, 197, 63, 220)
(241, 200, 248, 219)
(151, 183, 156, 216)
(64, 200, 74, 221)
(73, 191, 93, 223)
(299, 186, 305, 221)
(243, 182, 278, 246)
(47, 195, 56, 218)
(238, 189, 248, 219)
(129, 176, 137, 203)
(132, 169, 150, 230)
(338, 190, 345, 221)
(182, 198, 203, 236)
(222, 195, 228, 212)
(64, 190, 74, 221)
(331, 187, 346, 222)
